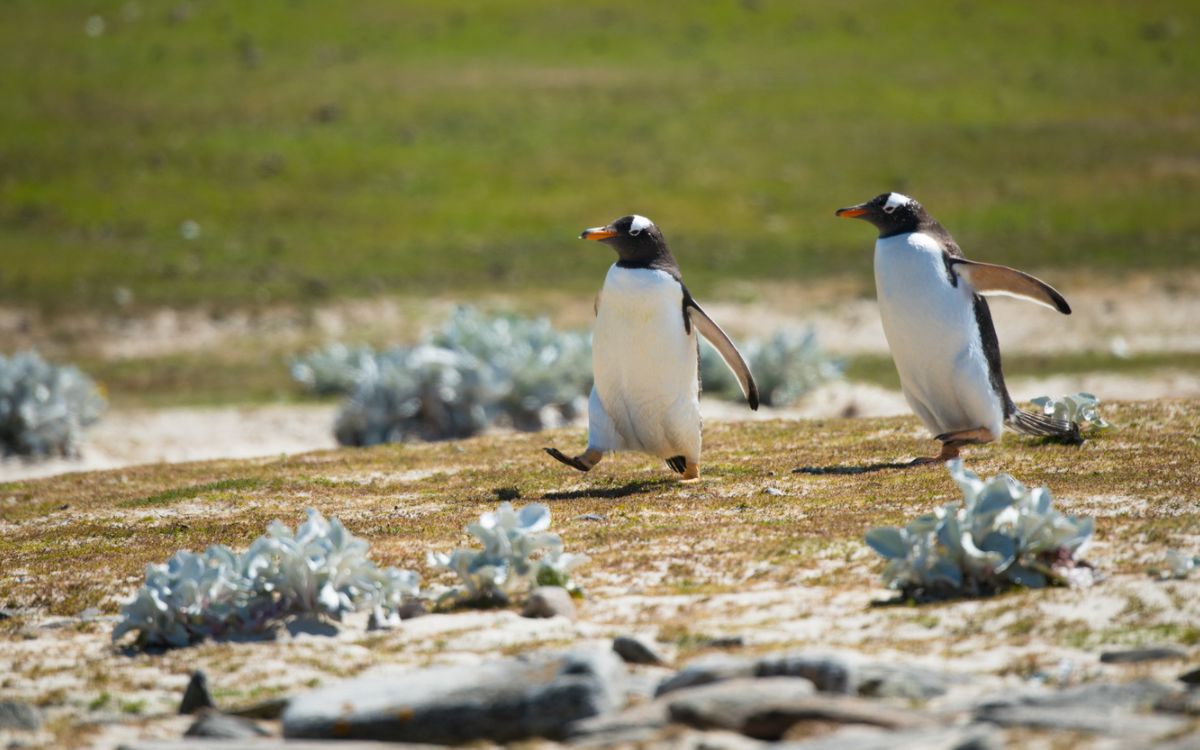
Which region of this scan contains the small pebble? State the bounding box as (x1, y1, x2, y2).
(521, 586, 577, 621)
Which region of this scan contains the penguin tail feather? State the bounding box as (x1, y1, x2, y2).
(1007, 408, 1083, 444)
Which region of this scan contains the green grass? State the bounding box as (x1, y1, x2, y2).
(845, 350, 1200, 391)
(1, 1, 1198, 314)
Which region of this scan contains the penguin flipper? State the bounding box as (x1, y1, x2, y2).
(685, 300, 760, 410)
(949, 259, 1071, 314)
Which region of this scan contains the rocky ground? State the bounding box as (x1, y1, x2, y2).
(1, 401, 1198, 749)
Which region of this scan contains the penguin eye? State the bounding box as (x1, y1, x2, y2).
(628, 227, 642, 237)
(882, 204, 897, 215)
(627, 214, 652, 237)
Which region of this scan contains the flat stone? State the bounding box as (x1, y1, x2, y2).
(613, 634, 668, 665)
(522, 585, 578, 621)
(184, 711, 271, 739)
(179, 670, 215, 715)
(666, 676, 924, 741)
(283, 648, 625, 743)
(756, 653, 856, 694)
(856, 663, 960, 701)
(976, 703, 1185, 738)
(285, 616, 339, 638)
(1100, 646, 1187, 664)
(228, 697, 289, 720)
(565, 699, 670, 746)
(677, 728, 770, 750)
(656, 654, 756, 696)
(667, 677, 816, 739)
(776, 725, 1002, 750)
(119, 742, 438, 750)
(0, 700, 42, 731)
(1156, 689, 1200, 716)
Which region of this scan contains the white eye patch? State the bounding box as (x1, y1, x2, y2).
(882, 193, 912, 214)
(628, 214, 653, 236)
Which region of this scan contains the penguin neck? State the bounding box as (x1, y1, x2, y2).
(615, 249, 683, 281)
(880, 216, 962, 258)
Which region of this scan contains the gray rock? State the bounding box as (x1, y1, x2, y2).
(0, 701, 41, 731)
(184, 711, 270, 739)
(756, 653, 856, 694)
(656, 654, 757, 696)
(119, 741, 435, 750)
(228, 697, 289, 720)
(1100, 646, 1187, 664)
(666, 677, 816, 739)
(566, 699, 670, 746)
(776, 725, 1001, 750)
(857, 663, 961, 701)
(613, 634, 668, 665)
(522, 585, 578, 621)
(283, 648, 626, 743)
(397, 600, 427, 620)
(285, 616, 339, 637)
(179, 670, 215, 715)
(576, 513, 606, 522)
(976, 702, 1185, 738)
(367, 610, 401, 631)
(1156, 689, 1200, 716)
(666, 676, 924, 741)
(678, 728, 770, 750)
(1019, 678, 1174, 711)
(704, 636, 746, 649)
(1181, 667, 1200, 685)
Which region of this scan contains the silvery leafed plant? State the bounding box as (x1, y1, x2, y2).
(428, 502, 588, 608)
(291, 306, 592, 444)
(0, 351, 105, 459)
(700, 327, 841, 407)
(865, 460, 1095, 599)
(113, 509, 419, 649)
(1029, 392, 1111, 432)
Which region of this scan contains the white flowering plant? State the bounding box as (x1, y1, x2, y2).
(113, 509, 420, 649)
(865, 460, 1095, 599)
(428, 502, 588, 608)
(1029, 392, 1111, 432)
(700, 327, 841, 407)
(0, 351, 105, 459)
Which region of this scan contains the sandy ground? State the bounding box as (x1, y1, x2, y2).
(4, 370, 1199, 484)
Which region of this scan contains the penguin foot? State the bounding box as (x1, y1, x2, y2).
(908, 441, 963, 466)
(682, 463, 701, 481)
(934, 427, 996, 446)
(545, 448, 601, 473)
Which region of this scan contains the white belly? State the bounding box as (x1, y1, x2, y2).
(588, 266, 701, 458)
(874, 233, 1003, 437)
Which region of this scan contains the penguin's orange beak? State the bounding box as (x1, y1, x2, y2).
(580, 226, 617, 240)
(835, 206, 869, 219)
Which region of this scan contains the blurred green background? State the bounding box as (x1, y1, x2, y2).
(2, 0, 1197, 315)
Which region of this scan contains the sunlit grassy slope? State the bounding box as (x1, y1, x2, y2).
(1, 1, 1197, 312)
(1, 402, 1197, 616)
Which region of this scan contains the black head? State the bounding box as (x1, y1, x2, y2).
(580, 214, 680, 275)
(835, 192, 930, 238)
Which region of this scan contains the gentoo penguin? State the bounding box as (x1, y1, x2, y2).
(544, 214, 759, 480)
(836, 192, 1080, 463)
